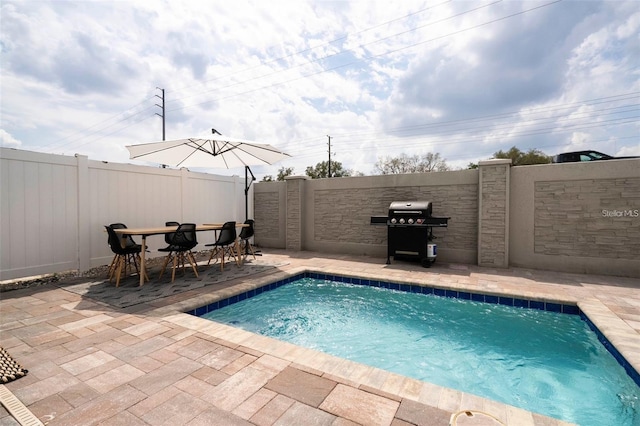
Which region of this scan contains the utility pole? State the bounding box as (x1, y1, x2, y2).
(327, 135, 332, 178)
(155, 87, 165, 141)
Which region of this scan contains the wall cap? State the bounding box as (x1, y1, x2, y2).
(284, 175, 310, 180)
(478, 158, 512, 166)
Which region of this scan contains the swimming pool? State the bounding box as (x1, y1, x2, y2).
(189, 272, 640, 426)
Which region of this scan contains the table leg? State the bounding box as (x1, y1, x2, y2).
(139, 236, 147, 287)
(235, 239, 243, 266)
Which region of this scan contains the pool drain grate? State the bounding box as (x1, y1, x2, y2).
(0, 385, 44, 426)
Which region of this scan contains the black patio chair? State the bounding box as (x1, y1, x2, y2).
(163, 221, 180, 247)
(206, 221, 240, 271)
(105, 225, 143, 287)
(158, 223, 199, 282)
(109, 223, 141, 249)
(238, 219, 256, 261)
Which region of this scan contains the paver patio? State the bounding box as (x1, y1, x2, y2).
(1, 249, 639, 425)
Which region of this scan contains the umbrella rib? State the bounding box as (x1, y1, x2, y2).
(221, 141, 290, 165)
(214, 141, 252, 167)
(215, 141, 240, 156)
(213, 141, 234, 168)
(167, 139, 206, 168)
(236, 145, 287, 165)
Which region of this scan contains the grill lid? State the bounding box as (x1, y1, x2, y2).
(388, 201, 432, 217)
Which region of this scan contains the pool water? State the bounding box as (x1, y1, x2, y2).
(200, 278, 639, 426)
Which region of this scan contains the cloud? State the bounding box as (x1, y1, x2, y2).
(0, 129, 22, 148)
(383, 1, 603, 127)
(0, 0, 637, 177)
(54, 32, 140, 94)
(616, 145, 640, 157)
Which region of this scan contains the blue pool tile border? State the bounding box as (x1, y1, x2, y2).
(581, 312, 640, 386)
(186, 271, 639, 387)
(187, 271, 582, 316)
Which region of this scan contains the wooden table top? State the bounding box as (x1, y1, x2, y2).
(112, 223, 247, 236)
(113, 224, 223, 236)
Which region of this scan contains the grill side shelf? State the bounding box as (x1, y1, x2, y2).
(370, 216, 388, 225)
(423, 217, 449, 227)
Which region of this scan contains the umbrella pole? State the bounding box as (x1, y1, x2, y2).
(244, 165, 256, 222)
(244, 165, 262, 257)
(245, 166, 248, 221)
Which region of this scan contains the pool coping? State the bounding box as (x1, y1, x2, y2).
(152, 265, 640, 425)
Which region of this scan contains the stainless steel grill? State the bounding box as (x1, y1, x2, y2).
(371, 201, 449, 267)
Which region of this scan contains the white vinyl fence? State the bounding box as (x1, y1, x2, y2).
(0, 148, 249, 281)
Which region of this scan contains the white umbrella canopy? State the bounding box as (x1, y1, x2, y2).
(126, 130, 291, 220)
(125, 133, 291, 169)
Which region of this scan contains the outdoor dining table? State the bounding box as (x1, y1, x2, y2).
(113, 224, 245, 287)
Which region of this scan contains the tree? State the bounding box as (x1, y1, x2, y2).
(493, 146, 551, 165)
(305, 160, 353, 179)
(261, 166, 295, 182)
(373, 153, 450, 174)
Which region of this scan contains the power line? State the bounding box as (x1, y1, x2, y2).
(288, 116, 638, 159)
(38, 0, 636, 161)
(166, 1, 505, 113)
(165, 0, 562, 114)
(282, 92, 639, 150)
(161, 1, 454, 106)
(32, 1, 460, 152)
(37, 92, 158, 152)
(291, 134, 639, 171)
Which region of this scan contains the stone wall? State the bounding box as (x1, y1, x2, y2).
(312, 187, 389, 245)
(253, 181, 286, 249)
(256, 171, 479, 264)
(478, 159, 510, 267)
(254, 191, 280, 240)
(285, 176, 307, 251)
(509, 159, 639, 277)
(254, 158, 640, 277)
(534, 177, 640, 259)
(311, 184, 477, 251)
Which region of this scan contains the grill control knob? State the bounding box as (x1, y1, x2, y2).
(399, 218, 405, 224)
(408, 218, 414, 224)
(390, 218, 397, 224)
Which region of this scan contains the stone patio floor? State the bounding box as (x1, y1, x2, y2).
(1, 249, 639, 425)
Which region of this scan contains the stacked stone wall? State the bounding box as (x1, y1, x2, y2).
(254, 191, 280, 240)
(534, 177, 640, 259)
(478, 162, 509, 267)
(311, 184, 477, 251)
(253, 159, 640, 277)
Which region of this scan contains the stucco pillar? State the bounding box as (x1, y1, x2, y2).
(284, 175, 309, 251)
(478, 159, 511, 268)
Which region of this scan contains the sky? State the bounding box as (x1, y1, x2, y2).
(1, 0, 639, 179)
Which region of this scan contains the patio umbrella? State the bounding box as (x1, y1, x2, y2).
(126, 129, 291, 220)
